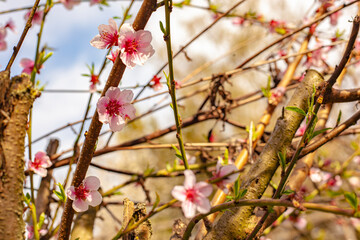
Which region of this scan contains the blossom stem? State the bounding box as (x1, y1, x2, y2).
(163, 0, 189, 169)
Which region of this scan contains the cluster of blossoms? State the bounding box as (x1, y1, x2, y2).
(309, 167, 342, 191)
(90, 19, 155, 69)
(66, 176, 102, 212)
(59, 0, 106, 10)
(171, 158, 239, 218)
(27, 151, 52, 177)
(268, 86, 286, 105)
(0, 19, 15, 51)
(97, 87, 136, 132)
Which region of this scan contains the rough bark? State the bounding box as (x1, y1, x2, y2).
(0, 72, 39, 239)
(204, 70, 325, 240)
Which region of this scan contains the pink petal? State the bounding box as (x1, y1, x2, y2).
(0, 40, 6, 51)
(72, 198, 89, 212)
(108, 18, 118, 31)
(183, 170, 196, 189)
(120, 104, 136, 120)
(90, 35, 108, 49)
(195, 196, 211, 214)
(87, 191, 102, 206)
(181, 200, 197, 218)
(120, 52, 136, 69)
(109, 115, 125, 132)
(118, 89, 134, 103)
(97, 97, 110, 123)
(195, 182, 212, 197)
(34, 168, 47, 177)
(66, 186, 76, 200)
(20, 58, 34, 68)
(171, 186, 187, 202)
(83, 176, 100, 191)
(119, 23, 135, 35)
(105, 87, 121, 99)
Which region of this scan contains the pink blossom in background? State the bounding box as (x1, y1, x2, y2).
(90, 0, 101, 6)
(97, 87, 136, 132)
(0, 27, 6, 51)
(295, 124, 306, 137)
(89, 74, 100, 93)
(289, 215, 307, 230)
(309, 167, 330, 183)
(171, 170, 212, 218)
(24, 9, 44, 25)
(60, 0, 81, 10)
(90, 18, 119, 49)
(211, 160, 239, 193)
(118, 23, 155, 68)
(28, 151, 52, 177)
(5, 19, 15, 32)
(330, 11, 341, 26)
(26, 224, 47, 239)
(304, 46, 327, 68)
(177, 153, 196, 166)
(66, 176, 102, 212)
(106, 48, 120, 63)
(20, 58, 36, 74)
(232, 17, 245, 26)
(150, 75, 162, 91)
(326, 175, 342, 191)
(353, 155, 360, 164)
(269, 20, 288, 34)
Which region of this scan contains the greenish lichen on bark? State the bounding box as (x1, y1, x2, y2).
(204, 70, 325, 240)
(0, 72, 39, 240)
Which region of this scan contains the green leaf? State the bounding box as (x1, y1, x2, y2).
(285, 106, 306, 116)
(151, 192, 160, 212)
(234, 178, 239, 199)
(53, 190, 64, 201)
(159, 21, 166, 34)
(345, 192, 358, 210)
(224, 149, 229, 164)
(238, 189, 247, 199)
(47, 0, 53, 7)
(37, 212, 45, 229)
(336, 110, 342, 127)
(310, 128, 332, 139)
(278, 152, 286, 171)
(112, 191, 123, 196)
(282, 189, 295, 195)
(143, 167, 154, 177)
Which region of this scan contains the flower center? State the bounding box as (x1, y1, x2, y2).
(185, 188, 196, 202)
(90, 75, 99, 85)
(31, 159, 42, 169)
(74, 184, 89, 201)
(101, 32, 119, 48)
(124, 39, 139, 54)
(106, 99, 122, 117)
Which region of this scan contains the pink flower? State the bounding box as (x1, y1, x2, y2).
(90, 0, 101, 6)
(150, 75, 162, 91)
(177, 153, 196, 166)
(28, 151, 52, 177)
(90, 18, 119, 49)
(309, 167, 330, 183)
(60, 0, 81, 10)
(24, 9, 44, 25)
(118, 23, 155, 68)
(0, 27, 6, 51)
(211, 161, 239, 194)
(5, 19, 15, 32)
(330, 11, 341, 26)
(304, 46, 327, 68)
(326, 175, 342, 191)
(232, 17, 245, 25)
(89, 74, 100, 93)
(171, 170, 212, 218)
(20, 58, 36, 74)
(66, 176, 102, 212)
(295, 124, 306, 137)
(289, 215, 307, 230)
(97, 87, 136, 132)
(26, 224, 47, 239)
(106, 48, 120, 63)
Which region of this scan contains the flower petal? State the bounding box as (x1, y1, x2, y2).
(171, 186, 187, 202)
(97, 97, 110, 123)
(105, 87, 121, 99)
(72, 198, 89, 212)
(66, 186, 76, 200)
(90, 35, 108, 49)
(195, 182, 213, 197)
(109, 115, 125, 132)
(83, 176, 100, 190)
(120, 104, 136, 120)
(87, 191, 102, 207)
(183, 170, 196, 189)
(118, 89, 134, 103)
(34, 168, 47, 177)
(181, 200, 197, 218)
(195, 196, 211, 214)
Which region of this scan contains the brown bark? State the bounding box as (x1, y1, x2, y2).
(0, 72, 39, 240)
(204, 70, 325, 240)
(70, 207, 97, 240)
